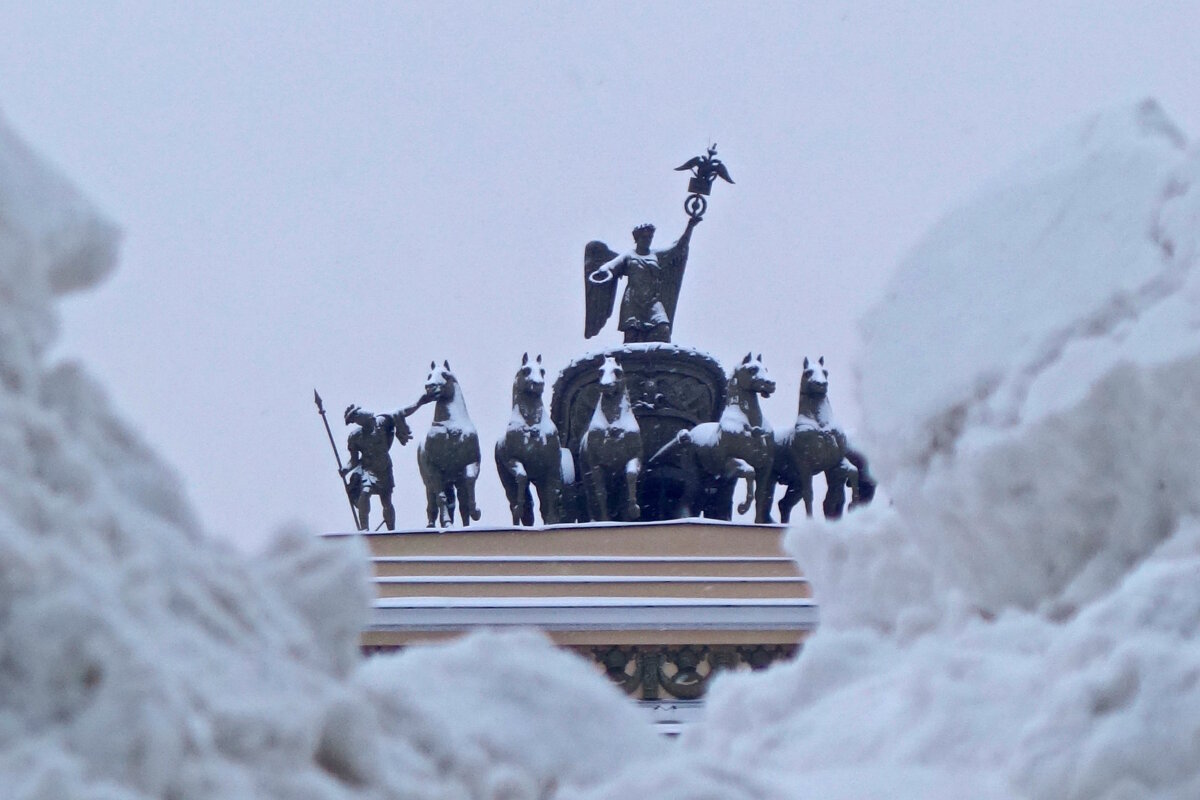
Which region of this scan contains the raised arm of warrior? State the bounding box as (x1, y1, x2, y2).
(393, 411, 414, 445)
(397, 394, 434, 419)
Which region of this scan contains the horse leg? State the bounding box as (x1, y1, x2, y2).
(558, 448, 579, 523)
(455, 479, 471, 526)
(441, 481, 455, 528)
(753, 465, 774, 524)
(822, 473, 846, 519)
(423, 484, 438, 527)
(736, 475, 755, 517)
(559, 480, 577, 524)
(845, 460, 862, 510)
(520, 482, 535, 526)
(506, 461, 529, 525)
(728, 458, 755, 516)
(537, 472, 563, 525)
(586, 466, 609, 522)
(800, 472, 816, 518)
(778, 482, 801, 523)
(622, 457, 642, 521)
(462, 463, 482, 523)
(455, 474, 480, 527)
(823, 461, 853, 520)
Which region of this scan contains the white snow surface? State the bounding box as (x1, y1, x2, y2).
(6, 98, 1200, 800)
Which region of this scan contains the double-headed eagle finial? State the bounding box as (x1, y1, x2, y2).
(675, 144, 734, 220)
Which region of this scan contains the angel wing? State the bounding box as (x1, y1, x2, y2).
(583, 240, 620, 338)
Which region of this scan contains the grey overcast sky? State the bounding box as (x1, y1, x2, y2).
(1, 2, 1197, 549)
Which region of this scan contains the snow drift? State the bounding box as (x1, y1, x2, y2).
(4, 97, 1200, 800)
(0, 115, 661, 799)
(579, 99, 1200, 799)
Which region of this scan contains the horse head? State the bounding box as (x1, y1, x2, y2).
(423, 359, 458, 403)
(800, 356, 829, 399)
(597, 356, 627, 399)
(732, 352, 776, 399)
(513, 352, 547, 401)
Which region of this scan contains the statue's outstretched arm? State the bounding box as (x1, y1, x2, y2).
(397, 394, 433, 419)
(393, 411, 415, 445)
(592, 252, 628, 280)
(676, 214, 700, 246)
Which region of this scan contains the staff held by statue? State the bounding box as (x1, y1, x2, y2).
(313, 388, 362, 530)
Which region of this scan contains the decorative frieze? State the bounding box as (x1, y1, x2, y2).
(574, 643, 800, 701)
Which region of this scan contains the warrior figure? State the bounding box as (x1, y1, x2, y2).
(584, 216, 699, 344)
(342, 405, 413, 530)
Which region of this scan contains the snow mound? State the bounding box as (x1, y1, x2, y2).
(353, 632, 662, 797)
(607, 99, 1200, 799)
(0, 114, 660, 799)
(859, 98, 1200, 614)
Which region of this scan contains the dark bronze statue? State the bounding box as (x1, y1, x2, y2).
(578, 356, 643, 521)
(495, 353, 578, 525)
(650, 353, 776, 522)
(771, 357, 875, 521)
(341, 404, 414, 531)
(582, 146, 731, 344)
(583, 218, 699, 344)
(551, 347, 727, 522)
(406, 360, 483, 528)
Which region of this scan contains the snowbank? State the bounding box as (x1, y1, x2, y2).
(857, 98, 1200, 615)
(0, 114, 661, 799)
(579, 99, 1200, 799)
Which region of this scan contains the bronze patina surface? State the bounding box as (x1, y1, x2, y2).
(577, 356, 644, 522)
(341, 404, 414, 531)
(552, 345, 727, 521)
(406, 361, 483, 528)
(583, 218, 698, 344)
(495, 353, 577, 526)
(650, 353, 778, 523)
(770, 357, 875, 521)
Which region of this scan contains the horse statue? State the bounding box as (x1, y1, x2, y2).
(578, 356, 643, 521)
(495, 353, 579, 526)
(771, 356, 874, 521)
(405, 360, 482, 528)
(650, 353, 776, 523)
